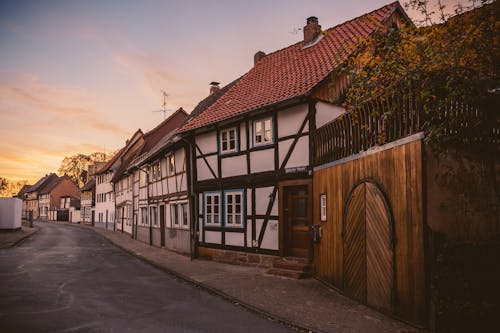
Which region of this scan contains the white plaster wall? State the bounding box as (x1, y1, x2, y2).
(205, 231, 221, 244)
(260, 220, 279, 250)
(240, 123, 247, 151)
(0, 198, 22, 229)
(250, 149, 274, 173)
(167, 177, 176, 193)
(278, 136, 309, 169)
(225, 232, 244, 247)
(177, 172, 187, 192)
(255, 187, 278, 216)
(198, 217, 203, 241)
(197, 155, 217, 180)
(69, 207, 80, 223)
(221, 155, 247, 178)
(277, 104, 309, 137)
(175, 148, 186, 174)
(246, 220, 253, 247)
(255, 219, 264, 239)
(246, 189, 252, 215)
(316, 101, 345, 128)
(196, 131, 217, 154)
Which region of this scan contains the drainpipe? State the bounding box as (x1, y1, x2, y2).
(136, 166, 152, 245)
(180, 135, 196, 260)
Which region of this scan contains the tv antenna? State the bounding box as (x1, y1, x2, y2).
(152, 90, 172, 119)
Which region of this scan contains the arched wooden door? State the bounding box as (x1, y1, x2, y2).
(343, 181, 394, 313)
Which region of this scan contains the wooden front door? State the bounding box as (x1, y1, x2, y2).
(284, 185, 311, 258)
(343, 181, 394, 313)
(159, 205, 165, 246)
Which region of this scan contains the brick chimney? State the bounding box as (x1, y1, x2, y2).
(303, 16, 321, 45)
(210, 81, 220, 95)
(254, 51, 266, 65)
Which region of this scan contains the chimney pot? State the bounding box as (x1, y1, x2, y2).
(303, 16, 321, 45)
(210, 81, 220, 95)
(254, 51, 266, 65)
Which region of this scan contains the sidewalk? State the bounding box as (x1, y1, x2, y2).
(64, 222, 423, 333)
(0, 221, 40, 249)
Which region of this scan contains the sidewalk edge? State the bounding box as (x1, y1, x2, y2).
(88, 226, 324, 333)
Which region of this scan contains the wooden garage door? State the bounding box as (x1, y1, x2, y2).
(343, 181, 394, 313)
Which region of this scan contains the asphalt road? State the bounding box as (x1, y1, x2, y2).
(0, 222, 293, 333)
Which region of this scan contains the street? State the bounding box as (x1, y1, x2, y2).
(0, 222, 293, 333)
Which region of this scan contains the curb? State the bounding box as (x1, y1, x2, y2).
(56, 222, 322, 333)
(103, 235, 321, 333)
(0, 226, 41, 249)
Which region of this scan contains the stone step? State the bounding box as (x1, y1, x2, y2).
(272, 260, 311, 272)
(266, 268, 311, 279)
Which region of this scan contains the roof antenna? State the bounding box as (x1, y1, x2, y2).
(152, 90, 172, 119)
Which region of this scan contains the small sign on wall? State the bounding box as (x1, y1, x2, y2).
(320, 193, 327, 222)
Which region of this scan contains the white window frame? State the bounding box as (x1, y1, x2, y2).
(320, 193, 327, 222)
(180, 202, 189, 229)
(219, 127, 238, 154)
(224, 190, 244, 228)
(253, 117, 273, 147)
(141, 207, 148, 226)
(171, 203, 179, 227)
(167, 154, 175, 176)
(150, 206, 158, 227)
(204, 192, 221, 226)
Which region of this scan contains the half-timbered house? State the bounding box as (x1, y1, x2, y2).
(80, 162, 106, 225)
(94, 147, 127, 230)
(178, 2, 410, 267)
(25, 173, 58, 219)
(125, 108, 188, 246)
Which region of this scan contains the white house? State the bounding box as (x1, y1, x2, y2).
(178, 2, 407, 267)
(94, 152, 124, 230)
(125, 109, 188, 248)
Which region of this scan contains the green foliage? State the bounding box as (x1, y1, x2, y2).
(0, 177, 7, 192)
(57, 152, 112, 187)
(337, 0, 498, 151)
(0, 178, 29, 197)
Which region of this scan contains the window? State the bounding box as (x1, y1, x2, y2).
(225, 191, 243, 227)
(170, 202, 189, 229)
(150, 206, 157, 226)
(141, 207, 148, 226)
(220, 127, 237, 154)
(171, 204, 179, 227)
(253, 117, 273, 146)
(181, 203, 188, 227)
(204, 193, 220, 225)
(167, 154, 175, 176)
(320, 194, 327, 222)
(151, 161, 161, 180)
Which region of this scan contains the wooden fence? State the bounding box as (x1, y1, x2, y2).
(313, 93, 499, 166)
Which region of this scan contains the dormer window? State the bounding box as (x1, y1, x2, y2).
(220, 127, 238, 154)
(253, 117, 273, 147)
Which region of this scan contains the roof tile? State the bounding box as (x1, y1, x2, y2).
(180, 2, 400, 131)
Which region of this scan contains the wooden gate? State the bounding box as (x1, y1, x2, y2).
(343, 181, 394, 313)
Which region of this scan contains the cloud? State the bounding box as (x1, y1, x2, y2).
(0, 74, 130, 136)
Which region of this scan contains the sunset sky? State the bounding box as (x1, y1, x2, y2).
(0, 0, 460, 183)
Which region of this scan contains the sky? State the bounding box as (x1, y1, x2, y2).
(0, 0, 463, 183)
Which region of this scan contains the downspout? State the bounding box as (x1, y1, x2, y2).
(181, 135, 197, 260)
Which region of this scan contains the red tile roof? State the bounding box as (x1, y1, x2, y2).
(140, 108, 188, 154)
(95, 146, 126, 174)
(180, 1, 404, 131)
